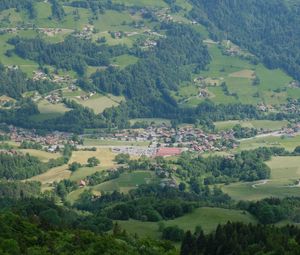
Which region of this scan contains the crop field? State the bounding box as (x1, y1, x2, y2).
(118, 207, 256, 239)
(214, 120, 288, 131)
(222, 156, 300, 201)
(93, 171, 156, 193)
(20, 149, 60, 162)
(237, 134, 300, 152)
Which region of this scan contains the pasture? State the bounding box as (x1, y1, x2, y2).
(62, 89, 124, 114)
(118, 207, 256, 239)
(176, 43, 293, 107)
(214, 120, 288, 131)
(68, 148, 117, 181)
(20, 149, 60, 162)
(30, 99, 70, 122)
(237, 134, 300, 152)
(222, 156, 300, 201)
(30, 164, 71, 184)
(93, 171, 156, 193)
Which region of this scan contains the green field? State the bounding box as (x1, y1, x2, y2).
(237, 134, 300, 152)
(214, 120, 288, 131)
(93, 171, 156, 193)
(175, 42, 293, 107)
(222, 156, 300, 201)
(118, 207, 256, 239)
(20, 149, 60, 162)
(67, 170, 156, 203)
(29, 99, 70, 121)
(62, 88, 124, 114)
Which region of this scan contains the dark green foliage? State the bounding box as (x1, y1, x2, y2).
(0, 181, 40, 199)
(180, 222, 300, 255)
(114, 153, 130, 164)
(232, 124, 257, 139)
(91, 23, 210, 117)
(75, 182, 232, 222)
(0, 64, 58, 99)
(68, 162, 82, 172)
(0, 198, 175, 254)
(189, 0, 300, 80)
(87, 156, 100, 167)
(20, 141, 43, 150)
(176, 148, 275, 184)
(9, 36, 129, 75)
(245, 197, 300, 224)
(0, 153, 47, 180)
(162, 226, 184, 242)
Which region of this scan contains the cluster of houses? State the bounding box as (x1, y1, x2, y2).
(107, 126, 238, 154)
(45, 93, 62, 104)
(33, 70, 75, 84)
(6, 126, 73, 147)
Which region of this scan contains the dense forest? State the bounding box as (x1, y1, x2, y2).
(180, 222, 300, 255)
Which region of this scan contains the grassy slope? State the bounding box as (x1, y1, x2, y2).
(118, 207, 256, 239)
(222, 156, 300, 201)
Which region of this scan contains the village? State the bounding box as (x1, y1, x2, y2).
(2, 120, 300, 157)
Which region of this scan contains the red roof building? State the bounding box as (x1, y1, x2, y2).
(156, 147, 182, 157)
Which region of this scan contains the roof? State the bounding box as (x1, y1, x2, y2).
(156, 147, 182, 157)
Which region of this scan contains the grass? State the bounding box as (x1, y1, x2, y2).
(222, 156, 300, 201)
(237, 134, 300, 152)
(118, 207, 256, 239)
(29, 99, 70, 122)
(93, 171, 156, 193)
(69, 148, 117, 181)
(176, 43, 293, 107)
(112, 54, 139, 69)
(30, 164, 71, 184)
(214, 120, 288, 131)
(20, 149, 60, 162)
(62, 88, 124, 114)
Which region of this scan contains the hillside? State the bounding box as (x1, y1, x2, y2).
(2, 1, 300, 254)
(0, 0, 298, 132)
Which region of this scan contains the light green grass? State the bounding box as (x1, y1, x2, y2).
(223, 156, 300, 201)
(118, 207, 256, 239)
(177, 43, 293, 107)
(237, 134, 300, 152)
(112, 54, 139, 68)
(30, 99, 70, 121)
(214, 120, 288, 131)
(93, 171, 156, 193)
(20, 149, 60, 162)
